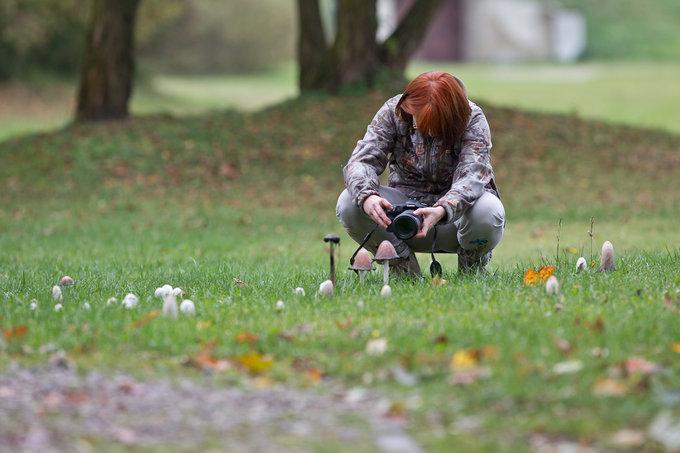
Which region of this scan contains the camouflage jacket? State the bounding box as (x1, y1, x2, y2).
(343, 94, 499, 224)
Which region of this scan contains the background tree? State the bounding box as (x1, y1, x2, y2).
(76, 0, 141, 121)
(297, 0, 444, 92)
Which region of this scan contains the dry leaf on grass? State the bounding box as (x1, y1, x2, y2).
(3, 325, 28, 339)
(129, 310, 160, 329)
(523, 265, 555, 286)
(592, 377, 627, 396)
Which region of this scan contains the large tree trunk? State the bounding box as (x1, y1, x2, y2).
(296, 0, 443, 93)
(331, 0, 378, 89)
(76, 0, 140, 121)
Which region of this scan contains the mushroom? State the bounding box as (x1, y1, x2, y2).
(179, 299, 196, 316)
(545, 276, 559, 295)
(575, 257, 587, 273)
(319, 279, 334, 297)
(59, 276, 74, 286)
(348, 248, 376, 284)
(598, 241, 616, 272)
(323, 233, 340, 287)
(163, 293, 178, 318)
(52, 285, 62, 301)
(373, 240, 400, 285)
(380, 284, 392, 298)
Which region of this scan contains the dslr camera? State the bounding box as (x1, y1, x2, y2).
(386, 200, 426, 240)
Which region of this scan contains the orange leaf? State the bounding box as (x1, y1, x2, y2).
(129, 310, 160, 329)
(3, 325, 28, 339)
(185, 340, 233, 372)
(671, 343, 680, 354)
(523, 266, 555, 286)
(306, 368, 323, 384)
(236, 332, 259, 344)
(334, 317, 352, 329)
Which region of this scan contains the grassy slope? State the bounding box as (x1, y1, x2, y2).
(1, 91, 680, 451)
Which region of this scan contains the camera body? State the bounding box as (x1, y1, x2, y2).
(386, 200, 426, 240)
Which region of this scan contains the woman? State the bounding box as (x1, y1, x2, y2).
(336, 71, 505, 276)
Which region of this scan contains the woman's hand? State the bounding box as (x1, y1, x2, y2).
(362, 195, 393, 229)
(413, 206, 446, 238)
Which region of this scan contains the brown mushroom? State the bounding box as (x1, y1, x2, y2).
(324, 233, 340, 287)
(373, 240, 400, 285)
(348, 248, 376, 285)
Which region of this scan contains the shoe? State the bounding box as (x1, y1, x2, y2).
(458, 247, 492, 274)
(390, 252, 421, 279)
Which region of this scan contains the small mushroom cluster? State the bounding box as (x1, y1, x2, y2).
(347, 240, 401, 297)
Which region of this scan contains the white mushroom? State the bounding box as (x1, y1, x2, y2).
(575, 257, 587, 273)
(380, 284, 392, 298)
(373, 241, 400, 285)
(598, 241, 616, 271)
(106, 297, 117, 306)
(52, 285, 62, 301)
(318, 280, 334, 297)
(83, 302, 91, 310)
(163, 294, 178, 318)
(179, 299, 195, 315)
(54, 303, 63, 312)
(122, 293, 138, 309)
(294, 287, 306, 296)
(155, 284, 173, 298)
(545, 276, 560, 295)
(276, 300, 285, 310)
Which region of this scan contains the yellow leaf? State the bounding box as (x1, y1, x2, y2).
(236, 352, 273, 374)
(196, 321, 212, 330)
(451, 350, 478, 370)
(565, 247, 579, 254)
(592, 378, 627, 396)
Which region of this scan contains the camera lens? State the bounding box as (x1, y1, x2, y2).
(391, 212, 421, 240)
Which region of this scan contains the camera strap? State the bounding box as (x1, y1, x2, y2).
(349, 226, 377, 266)
(349, 225, 443, 278)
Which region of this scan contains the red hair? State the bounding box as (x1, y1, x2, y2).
(396, 72, 471, 150)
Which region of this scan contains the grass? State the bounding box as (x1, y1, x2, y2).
(1, 85, 680, 451)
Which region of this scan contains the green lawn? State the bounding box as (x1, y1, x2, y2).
(1, 86, 679, 450)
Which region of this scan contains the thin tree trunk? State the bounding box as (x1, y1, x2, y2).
(76, 0, 140, 121)
(379, 0, 445, 73)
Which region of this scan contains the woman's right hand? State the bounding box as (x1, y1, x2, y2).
(363, 195, 393, 229)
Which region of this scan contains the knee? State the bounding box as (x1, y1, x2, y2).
(336, 189, 359, 224)
(459, 193, 505, 251)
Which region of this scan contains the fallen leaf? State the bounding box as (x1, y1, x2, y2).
(236, 352, 273, 374)
(3, 325, 28, 339)
(334, 317, 352, 329)
(129, 311, 160, 329)
(671, 343, 680, 354)
(523, 265, 555, 286)
(610, 429, 645, 448)
(432, 334, 448, 345)
(233, 278, 248, 287)
(196, 321, 212, 330)
(236, 332, 259, 344)
(554, 337, 573, 354)
(185, 340, 232, 372)
(624, 356, 659, 375)
(430, 276, 446, 287)
(552, 360, 583, 375)
(585, 316, 605, 333)
(592, 377, 627, 396)
(306, 368, 323, 384)
(451, 350, 478, 370)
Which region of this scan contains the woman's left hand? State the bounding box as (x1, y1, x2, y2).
(412, 206, 446, 238)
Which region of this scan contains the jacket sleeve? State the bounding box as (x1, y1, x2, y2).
(433, 105, 494, 223)
(342, 97, 399, 209)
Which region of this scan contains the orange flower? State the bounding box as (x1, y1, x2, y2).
(523, 265, 555, 286)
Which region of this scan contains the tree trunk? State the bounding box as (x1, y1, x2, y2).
(297, 0, 329, 91)
(297, 0, 443, 93)
(76, 0, 140, 121)
(331, 0, 378, 89)
(380, 0, 445, 73)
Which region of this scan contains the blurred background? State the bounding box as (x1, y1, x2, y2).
(1, 0, 679, 142)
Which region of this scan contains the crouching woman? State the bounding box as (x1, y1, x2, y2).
(336, 71, 505, 277)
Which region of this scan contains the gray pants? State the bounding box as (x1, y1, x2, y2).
(336, 186, 505, 259)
